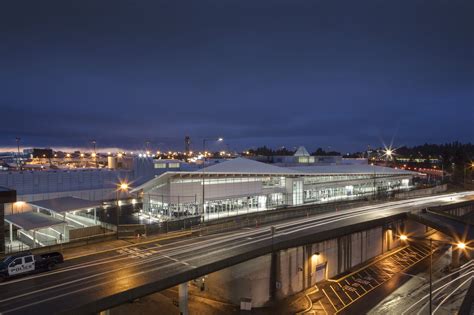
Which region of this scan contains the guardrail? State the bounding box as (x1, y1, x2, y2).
(1, 231, 117, 258)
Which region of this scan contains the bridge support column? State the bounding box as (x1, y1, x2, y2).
(451, 248, 461, 269)
(179, 282, 189, 315)
(270, 251, 277, 300)
(9, 223, 12, 243)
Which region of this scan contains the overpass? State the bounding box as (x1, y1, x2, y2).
(0, 192, 473, 314)
(409, 210, 474, 241)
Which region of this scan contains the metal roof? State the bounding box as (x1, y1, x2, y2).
(28, 197, 102, 214)
(131, 158, 417, 193)
(288, 164, 416, 175)
(5, 212, 66, 230)
(200, 157, 296, 174)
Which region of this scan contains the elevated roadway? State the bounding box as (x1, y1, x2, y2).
(0, 192, 473, 314)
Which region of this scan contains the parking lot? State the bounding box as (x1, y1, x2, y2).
(305, 244, 431, 314)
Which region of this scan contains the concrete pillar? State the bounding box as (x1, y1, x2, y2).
(270, 252, 277, 300)
(451, 249, 462, 269)
(98, 310, 110, 315)
(32, 230, 36, 248)
(9, 223, 13, 243)
(178, 282, 189, 315)
(94, 208, 97, 225)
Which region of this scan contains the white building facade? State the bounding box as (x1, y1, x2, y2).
(134, 158, 416, 221)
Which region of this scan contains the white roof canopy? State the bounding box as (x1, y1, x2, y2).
(132, 157, 417, 193)
(293, 146, 310, 157)
(5, 212, 66, 231)
(200, 157, 295, 174)
(28, 197, 102, 214)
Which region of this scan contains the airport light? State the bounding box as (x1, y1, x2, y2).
(117, 153, 123, 158)
(457, 242, 466, 250)
(201, 137, 224, 220)
(399, 234, 408, 241)
(116, 181, 130, 239)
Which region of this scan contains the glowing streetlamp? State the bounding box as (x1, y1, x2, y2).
(116, 181, 130, 239)
(202, 137, 224, 220)
(457, 242, 466, 250)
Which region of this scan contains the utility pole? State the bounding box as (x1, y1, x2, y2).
(201, 137, 223, 222)
(145, 140, 150, 155)
(184, 136, 191, 161)
(91, 140, 97, 168)
(15, 137, 21, 170)
(429, 238, 432, 315)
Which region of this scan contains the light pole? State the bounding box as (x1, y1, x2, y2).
(465, 162, 474, 187)
(91, 140, 97, 168)
(116, 182, 130, 239)
(201, 137, 223, 222)
(372, 162, 376, 197)
(399, 234, 467, 314)
(15, 137, 21, 170)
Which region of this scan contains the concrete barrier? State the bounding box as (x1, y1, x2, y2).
(69, 225, 104, 240)
(394, 184, 447, 199)
(0, 232, 117, 259)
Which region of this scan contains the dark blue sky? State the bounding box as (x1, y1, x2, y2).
(1, 1, 473, 153)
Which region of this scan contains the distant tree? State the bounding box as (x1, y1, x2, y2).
(311, 147, 341, 156)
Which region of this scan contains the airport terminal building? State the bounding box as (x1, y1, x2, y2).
(134, 157, 416, 221)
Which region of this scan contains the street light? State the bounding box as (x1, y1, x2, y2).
(201, 137, 224, 221)
(464, 162, 474, 186)
(399, 234, 468, 314)
(15, 137, 22, 170)
(116, 181, 130, 239)
(91, 140, 97, 168)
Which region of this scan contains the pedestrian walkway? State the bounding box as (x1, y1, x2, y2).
(302, 244, 432, 314)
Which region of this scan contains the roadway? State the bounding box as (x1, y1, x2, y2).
(0, 192, 473, 314)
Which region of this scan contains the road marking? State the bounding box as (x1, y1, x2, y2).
(321, 288, 338, 311)
(330, 285, 346, 306)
